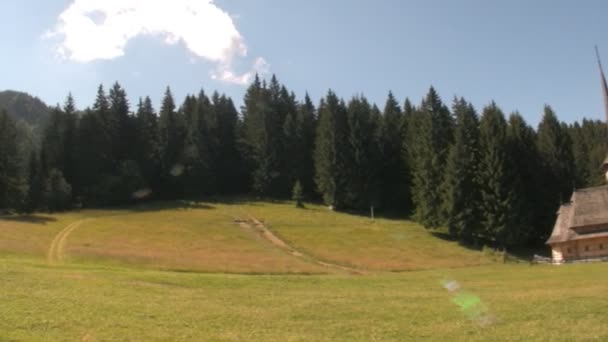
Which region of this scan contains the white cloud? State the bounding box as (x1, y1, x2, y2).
(211, 57, 270, 86)
(46, 0, 268, 85)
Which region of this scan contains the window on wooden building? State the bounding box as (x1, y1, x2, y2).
(585, 245, 590, 252)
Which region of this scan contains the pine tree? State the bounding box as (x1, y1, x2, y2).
(25, 152, 44, 212)
(45, 169, 72, 212)
(506, 112, 541, 245)
(92, 85, 113, 173)
(62, 94, 79, 190)
(241, 76, 286, 196)
(214, 94, 245, 193)
(536, 105, 575, 240)
(409, 87, 453, 228)
(0, 110, 26, 211)
(442, 98, 481, 243)
(180, 94, 207, 196)
(478, 102, 515, 247)
(108, 82, 134, 162)
(75, 108, 107, 204)
(292, 180, 304, 208)
(314, 91, 349, 208)
(569, 119, 608, 188)
(380, 92, 409, 211)
(158, 87, 185, 198)
(284, 92, 316, 198)
(135, 96, 161, 194)
(343, 95, 381, 209)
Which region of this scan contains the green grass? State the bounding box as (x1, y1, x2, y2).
(247, 202, 493, 270)
(2, 256, 608, 341)
(1, 199, 603, 340)
(0, 200, 492, 273)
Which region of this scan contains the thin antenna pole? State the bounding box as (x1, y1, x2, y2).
(595, 45, 608, 126)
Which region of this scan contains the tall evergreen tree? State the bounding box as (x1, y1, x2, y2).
(108, 82, 134, 162)
(75, 107, 108, 204)
(569, 119, 608, 188)
(62, 94, 79, 189)
(214, 94, 245, 193)
(314, 91, 349, 208)
(478, 102, 516, 247)
(241, 76, 285, 196)
(25, 151, 43, 212)
(91, 85, 113, 174)
(40, 106, 66, 173)
(158, 87, 185, 197)
(442, 98, 481, 243)
(536, 105, 575, 240)
(409, 87, 453, 228)
(507, 112, 541, 245)
(343, 95, 381, 209)
(134, 96, 160, 193)
(0, 110, 26, 211)
(380, 92, 409, 211)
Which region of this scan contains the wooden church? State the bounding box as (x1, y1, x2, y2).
(546, 48, 608, 263)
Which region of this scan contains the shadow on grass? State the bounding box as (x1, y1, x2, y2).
(124, 200, 216, 212)
(0, 215, 57, 224)
(337, 207, 412, 222)
(428, 231, 550, 259)
(429, 231, 486, 253)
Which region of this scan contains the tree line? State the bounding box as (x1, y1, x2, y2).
(1, 75, 607, 248)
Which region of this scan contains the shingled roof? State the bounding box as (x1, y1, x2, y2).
(546, 185, 608, 244)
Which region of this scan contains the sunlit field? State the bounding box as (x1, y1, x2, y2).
(0, 200, 492, 273)
(2, 257, 608, 341)
(2, 200, 606, 341)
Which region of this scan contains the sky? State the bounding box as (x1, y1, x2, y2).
(1, 0, 608, 126)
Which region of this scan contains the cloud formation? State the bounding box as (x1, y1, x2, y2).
(46, 0, 268, 85)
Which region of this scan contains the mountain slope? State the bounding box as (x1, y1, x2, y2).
(0, 90, 50, 125)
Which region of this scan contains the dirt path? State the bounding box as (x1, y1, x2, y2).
(237, 215, 365, 275)
(47, 219, 88, 264)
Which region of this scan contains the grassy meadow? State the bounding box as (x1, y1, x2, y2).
(1, 199, 607, 341)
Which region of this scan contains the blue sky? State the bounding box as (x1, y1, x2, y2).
(1, 0, 607, 126)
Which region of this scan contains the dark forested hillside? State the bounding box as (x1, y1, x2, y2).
(1, 77, 606, 250)
(0, 90, 50, 126)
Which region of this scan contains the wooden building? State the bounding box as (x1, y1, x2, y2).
(547, 185, 608, 262)
(546, 48, 608, 263)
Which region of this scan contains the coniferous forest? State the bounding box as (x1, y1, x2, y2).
(1, 75, 607, 249)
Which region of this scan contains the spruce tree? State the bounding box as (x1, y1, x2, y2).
(0, 110, 26, 211)
(443, 98, 481, 243)
(108, 82, 134, 162)
(41, 106, 66, 173)
(25, 152, 44, 212)
(135, 96, 161, 193)
(314, 91, 349, 208)
(62, 94, 79, 190)
(409, 87, 453, 228)
(241, 76, 285, 196)
(506, 113, 541, 244)
(214, 94, 246, 193)
(379, 92, 408, 211)
(478, 102, 515, 247)
(536, 105, 575, 239)
(75, 108, 109, 204)
(45, 169, 72, 212)
(92, 85, 113, 174)
(158, 87, 185, 198)
(292, 180, 304, 208)
(343, 95, 381, 209)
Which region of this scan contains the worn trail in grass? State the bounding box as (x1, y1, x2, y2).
(240, 215, 365, 274)
(1, 200, 493, 273)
